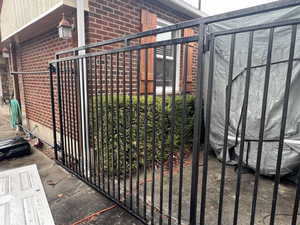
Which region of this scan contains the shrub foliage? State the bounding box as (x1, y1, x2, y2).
(91, 94, 195, 175)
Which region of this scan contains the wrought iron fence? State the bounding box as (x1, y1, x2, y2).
(49, 1, 300, 224)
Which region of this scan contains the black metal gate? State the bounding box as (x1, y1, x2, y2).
(49, 1, 300, 224)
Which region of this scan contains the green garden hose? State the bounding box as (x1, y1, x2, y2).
(9, 99, 21, 128)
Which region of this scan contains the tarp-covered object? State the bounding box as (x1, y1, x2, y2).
(205, 6, 300, 176)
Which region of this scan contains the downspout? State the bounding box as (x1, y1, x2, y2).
(77, 0, 86, 50)
(76, 0, 90, 174)
(9, 43, 21, 104)
(8, 42, 23, 130)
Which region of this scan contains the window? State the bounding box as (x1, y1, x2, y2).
(156, 19, 181, 93)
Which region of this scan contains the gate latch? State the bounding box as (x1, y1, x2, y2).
(49, 64, 56, 73)
(203, 32, 211, 52)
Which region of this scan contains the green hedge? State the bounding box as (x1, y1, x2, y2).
(91, 95, 195, 175)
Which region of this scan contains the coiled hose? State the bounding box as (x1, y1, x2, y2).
(9, 99, 21, 128)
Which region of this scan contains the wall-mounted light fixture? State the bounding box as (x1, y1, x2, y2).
(2, 47, 9, 58)
(58, 13, 72, 40)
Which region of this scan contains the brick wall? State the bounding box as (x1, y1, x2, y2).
(16, 29, 74, 129)
(14, 0, 198, 131)
(86, 0, 190, 45)
(86, 0, 198, 94)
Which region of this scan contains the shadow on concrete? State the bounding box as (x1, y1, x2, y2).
(0, 105, 143, 225)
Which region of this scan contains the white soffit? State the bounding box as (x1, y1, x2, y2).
(155, 0, 208, 18)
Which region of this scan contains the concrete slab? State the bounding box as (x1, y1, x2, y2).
(0, 105, 17, 139)
(135, 151, 300, 225)
(0, 106, 143, 225)
(2, 104, 298, 225)
(0, 150, 143, 225)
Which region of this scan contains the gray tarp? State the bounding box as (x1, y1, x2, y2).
(204, 6, 300, 176)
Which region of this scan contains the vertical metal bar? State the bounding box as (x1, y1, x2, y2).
(291, 167, 300, 225)
(81, 58, 88, 178)
(159, 46, 167, 225)
(105, 54, 110, 193)
(71, 59, 79, 171)
(124, 39, 130, 205)
(250, 28, 274, 225)
(143, 48, 149, 219)
(178, 44, 189, 224)
(99, 55, 105, 190)
(151, 47, 157, 225)
(80, 59, 86, 178)
(49, 63, 58, 160)
(116, 52, 121, 201)
(75, 59, 82, 175)
(70, 60, 78, 173)
(270, 24, 297, 225)
(79, 58, 85, 178)
(62, 61, 68, 167)
(67, 60, 73, 167)
(72, 60, 79, 174)
(67, 60, 74, 172)
(189, 23, 205, 225)
(88, 57, 93, 183)
(129, 50, 133, 209)
(95, 56, 100, 187)
(233, 31, 254, 225)
(88, 57, 93, 182)
(85, 57, 90, 179)
(199, 34, 215, 225)
(136, 49, 141, 213)
(110, 54, 116, 197)
(123, 51, 127, 202)
(168, 44, 177, 225)
(217, 33, 236, 225)
(92, 56, 97, 185)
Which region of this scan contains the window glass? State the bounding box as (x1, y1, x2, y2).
(156, 58, 174, 87)
(156, 19, 180, 91)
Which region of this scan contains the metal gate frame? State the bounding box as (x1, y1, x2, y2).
(49, 1, 300, 224)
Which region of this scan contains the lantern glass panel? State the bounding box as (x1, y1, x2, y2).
(59, 26, 72, 39)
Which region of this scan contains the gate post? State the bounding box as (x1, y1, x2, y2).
(189, 22, 206, 225)
(77, 0, 91, 178)
(49, 63, 58, 160)
(78, 55, 90, 177)
(56, 55, 66, 164)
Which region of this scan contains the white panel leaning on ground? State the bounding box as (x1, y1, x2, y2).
(0, 164, 55, 225)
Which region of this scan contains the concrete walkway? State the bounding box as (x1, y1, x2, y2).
(2, 103, 297, 225)
(0, 105, 143, 225)
(0, 105, 17, 139)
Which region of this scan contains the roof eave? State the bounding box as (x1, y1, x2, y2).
(156, 0, 208, 18)
(0, 0, 3, 14)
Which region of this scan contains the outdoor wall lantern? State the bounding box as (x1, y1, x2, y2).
(2, 47, 9, 58)
(58, 13, 72, 40)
